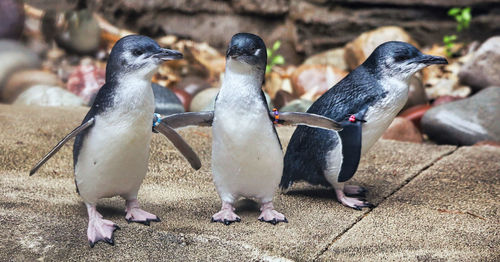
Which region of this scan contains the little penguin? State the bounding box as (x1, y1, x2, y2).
(209, 33, 343, 225)
(280, 41, 447, 210)
(30, 35, 186, 247)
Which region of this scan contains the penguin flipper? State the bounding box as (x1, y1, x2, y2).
(29, 118, 95, 176)
(337, 110, 367, 182)
(272, 112, 343, 131)
(160, 112, 214, 129)
(154, 120, 202, 170)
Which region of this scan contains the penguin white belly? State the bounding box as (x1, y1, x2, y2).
(75, 111, 152, 204)
(361, 79, 409, 155)
(75, 79, 155, 204)
(212, 106, 283, 203)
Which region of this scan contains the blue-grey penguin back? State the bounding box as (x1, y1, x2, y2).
(280, 65, 387, 189)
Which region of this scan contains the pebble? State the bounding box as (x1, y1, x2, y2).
(151, 83, 185, 115)
(2, 70, 62, 103)
(0, 40, 41, 89)
(14, 85, 85, 107)
(382, 117, 422, 143)
(172, 88, 191, 111)
(459, 36, 500, 91)
(421, 86, 500, 145)
(273, 90, 295, 110)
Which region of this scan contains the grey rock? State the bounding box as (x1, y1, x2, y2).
(0, 41, 41, 90)
(422, 86, 500, 145)
(190, 87, 220, 112)
(280, 99, 313, 113)
(13, 85, 85, 107)
(459, 36, 500, 91)
(152, 83, 185, 115)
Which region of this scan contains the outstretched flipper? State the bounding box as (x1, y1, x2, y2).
(270, 111, 342, 131)
(160, 111, 214, 129)
(29, 118, 95, 176)
(153, 113, 205, 170)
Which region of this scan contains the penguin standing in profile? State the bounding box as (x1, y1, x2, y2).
(208, 33, 342, 225)
(281, 41, 447, 209)
(29, 35, 200, 247)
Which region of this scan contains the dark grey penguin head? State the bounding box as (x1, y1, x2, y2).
(362, 41, 448, 81)
(225, 33, 267, 72)
(105, 35, 183, 82)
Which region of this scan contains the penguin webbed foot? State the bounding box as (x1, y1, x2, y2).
(125, 199, 161, 226)
(211, 202, 241, 225)
(87, 218, 120, 248)
(258, 202, 288, 225)
(335, 188, 373, 210)
(343, 185, 368, 197)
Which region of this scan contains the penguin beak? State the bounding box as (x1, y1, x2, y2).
(416, 55, 448, 65)
(226, 46, 241, 58)
(154, 48, 183, 61)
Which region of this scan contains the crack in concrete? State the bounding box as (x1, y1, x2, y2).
(311, 147, 458, 261)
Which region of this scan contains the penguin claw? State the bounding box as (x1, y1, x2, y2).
(211, 208, 241, 225)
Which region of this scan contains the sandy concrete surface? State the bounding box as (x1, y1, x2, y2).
(0, 104, 498, 261)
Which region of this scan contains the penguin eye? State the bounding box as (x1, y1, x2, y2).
(394, 55, 409, 62)
(133, 49, 144, 56)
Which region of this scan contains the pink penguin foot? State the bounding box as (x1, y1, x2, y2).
(343, 185, 368, 197)
(86, 204, 120, 248)
(125, 199, 160, 226)
(335, 188, 374, 211)
(258, 202, 288, 225)
(211, 202, 241, 225)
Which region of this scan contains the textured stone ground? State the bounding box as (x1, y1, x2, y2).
(0, 104, 498, 261)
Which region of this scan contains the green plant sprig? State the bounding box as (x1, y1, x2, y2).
(266, 40, 285, 74)
(443, 7, 471, 57)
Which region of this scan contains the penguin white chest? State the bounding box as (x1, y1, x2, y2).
(75, 80, 155, 204)
(212, 89, 283, 203)
(361, 78, 409, 155)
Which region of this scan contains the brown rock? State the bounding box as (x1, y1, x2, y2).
(344, 26, 418, 70)
(2, 70, 62, 103)
(303, 47, 348, 71)
(291, 64, 347, 98)
(273, 90, 295, 109)
(432, 95, 463, 107)
(399, 104, 432, 130)
(264, 72, 284, 99)
(172, 88, 192, 111)
(382, 117, 422, 143)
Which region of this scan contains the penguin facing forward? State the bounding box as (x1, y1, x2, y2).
(30, 35, 188, 247)
(209, 33, 343, 225)
(280, 41, 447, 210)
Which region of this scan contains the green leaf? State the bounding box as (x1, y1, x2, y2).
(266, 49, 272, 58)
(448, 8, 461, 16)
(272, 55, 285, 65)
(272, 41, 281, 51)
(266, 65, 271, 74)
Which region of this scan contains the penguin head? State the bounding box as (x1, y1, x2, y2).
(106, 35, 183, 82)
(363, 41, 448, 81)
(225, 33, 267, 72)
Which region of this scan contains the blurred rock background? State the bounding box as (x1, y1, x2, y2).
(1, 0, 500, 147)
